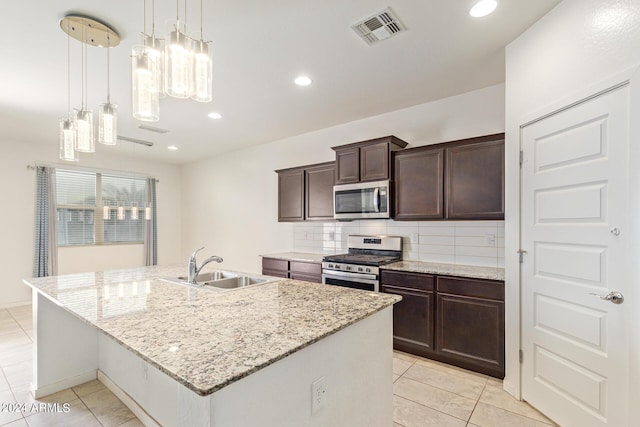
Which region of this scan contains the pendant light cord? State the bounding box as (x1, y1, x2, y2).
(107, 34, 111, 104)
(200, 0, 203, 40)
(67, 22, 71, 120)
(143, 0, 147, 46)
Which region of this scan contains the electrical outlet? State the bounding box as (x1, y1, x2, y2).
(411, 233, 419, 244)
(485, 234, 496, 247)
(329, 231, 335, 240)
(311, 376, 326, 414)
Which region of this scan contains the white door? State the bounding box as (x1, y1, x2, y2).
(520, 85, 630, 427)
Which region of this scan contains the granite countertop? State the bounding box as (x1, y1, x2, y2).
(382, 261, 504, 281)
(260, 252, 326, 263)
(23, 266, 399, 397)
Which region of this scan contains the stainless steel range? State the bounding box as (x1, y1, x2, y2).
(322, 235, 402, 292)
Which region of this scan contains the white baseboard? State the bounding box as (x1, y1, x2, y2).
(0, 300, 32, 310)
(97, 370, 160, 427)
(32, 370, 97, 398)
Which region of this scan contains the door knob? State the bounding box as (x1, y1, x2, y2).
(589, 291, 624, 304)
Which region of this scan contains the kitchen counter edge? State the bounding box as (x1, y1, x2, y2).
(382, 261, 504, 281)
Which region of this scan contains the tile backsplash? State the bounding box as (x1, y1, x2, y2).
(293, 220, 504, 268)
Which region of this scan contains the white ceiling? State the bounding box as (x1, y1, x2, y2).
(0, 0, 561, 164)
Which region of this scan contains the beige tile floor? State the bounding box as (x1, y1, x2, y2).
(1, 304, 558, 427)
(392, 351, 558, 427)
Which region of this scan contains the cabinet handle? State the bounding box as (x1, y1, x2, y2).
(373, 187, 380, 212)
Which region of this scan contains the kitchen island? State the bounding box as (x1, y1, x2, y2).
(23, 266, 400, 427)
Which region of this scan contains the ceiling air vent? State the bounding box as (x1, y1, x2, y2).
(351, 7, 406, 46)
(117, 135, 154, 147)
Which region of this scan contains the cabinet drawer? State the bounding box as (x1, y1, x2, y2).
(290, 273, 322, 283)
(381, 270, 434, 291)
(263, 269, 289, 279)
(262, 258, 289, 272)
(436, 277, 504, 301)
(289, 261, 321, 275)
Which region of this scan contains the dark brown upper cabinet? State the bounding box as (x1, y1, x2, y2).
(305, 162, 336, 221)
(333, 136, 408, 184)
(394, 147, 445, 220)
(392, 133, 504, 221)
(446, 137, 504, 219)
(277, 167, 305, 222)
(276, 161, 335, 222)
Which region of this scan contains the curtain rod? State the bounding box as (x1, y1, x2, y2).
(25, 162, 159, 183)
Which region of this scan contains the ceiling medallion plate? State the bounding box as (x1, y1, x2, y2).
(60, 15, 120, 47)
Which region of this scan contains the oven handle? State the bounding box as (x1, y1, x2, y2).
(322, 270, 378, 284)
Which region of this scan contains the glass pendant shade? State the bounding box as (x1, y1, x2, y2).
(132, 45, 160, 121)
(165, 28, 194, 99)
(131, 205, 138, 220)
(59, 119, 79, 162)
(192, 40, 212, 102)
(144, 35, 165, 96)
(74, 108, 95, 153)
(98, 102, 118, 145)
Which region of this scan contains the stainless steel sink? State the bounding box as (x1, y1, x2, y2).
(176, 270, 238, 283)
(162, 270, 275, 291)
(202, 276, 268, 289)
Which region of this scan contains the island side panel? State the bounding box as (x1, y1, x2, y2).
(209, 307, 394, 427)
(32, 291, 99, 397)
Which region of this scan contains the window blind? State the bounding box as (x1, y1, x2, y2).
(55, 169, 148, 246)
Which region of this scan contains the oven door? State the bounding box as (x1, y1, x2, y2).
(322, 270, 379, 292)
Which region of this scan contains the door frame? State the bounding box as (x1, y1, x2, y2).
(504, 65, 640, 425)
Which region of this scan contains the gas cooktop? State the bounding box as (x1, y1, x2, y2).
(322, 253, 400, 266)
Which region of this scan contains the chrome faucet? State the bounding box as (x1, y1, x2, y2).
(188, 247, 223, 285)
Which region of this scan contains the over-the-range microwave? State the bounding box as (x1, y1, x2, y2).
(333, 180, 390, 220)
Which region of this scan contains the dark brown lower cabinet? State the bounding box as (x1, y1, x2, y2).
(261, 257, 322, 283)
(381, 270, 435, 354)
(382, 270, 504, 378)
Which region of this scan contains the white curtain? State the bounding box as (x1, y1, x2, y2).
(34, 166, 58, 277)
(144, 177, 157, 266)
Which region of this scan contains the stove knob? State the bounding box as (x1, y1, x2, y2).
(346, 266, 352, 271)
(365, 268, 371, 273)
(358, 267, 363, 272)
(328, 264, 333, 268)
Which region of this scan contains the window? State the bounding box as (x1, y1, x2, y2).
(56, 169, 149, 246)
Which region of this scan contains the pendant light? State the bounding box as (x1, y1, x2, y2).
(165, 0, 194, 98)
(74, 32, 95, 153)
(132, 0, 161, 121)
(192, 0, 212, 102)
(98, 33, 117, 145)
(59, 22, 78, 162)
(59, 15, 120, 159)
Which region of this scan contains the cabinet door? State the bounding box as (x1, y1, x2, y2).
(305, 163, 335, 220)
(436, 293, 505, 377)
(446, 139, 504, 219)
(335, 147, 360, 184)
(360, 142, 389, 182)
(382, 285, 435, 355)
(277, 169, 305, 222)
(394, 148, 444, 220)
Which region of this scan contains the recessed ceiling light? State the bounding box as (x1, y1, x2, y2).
(294, 76, 312, 86)
(167, 145, 179, 151)
(208, 112, 222, 119)
(469, 0, 497, 18)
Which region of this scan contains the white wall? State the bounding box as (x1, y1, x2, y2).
(181, 84, 505, 275)
(504, 0, 640, 414)
(0, 139, 182, 308)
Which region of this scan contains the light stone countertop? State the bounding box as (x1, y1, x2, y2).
(260, 252, 326, 263)
(23, 266, 400, 396)
(382, 261, 505, 281)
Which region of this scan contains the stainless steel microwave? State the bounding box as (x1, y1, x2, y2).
(333, 180, 390, 220)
